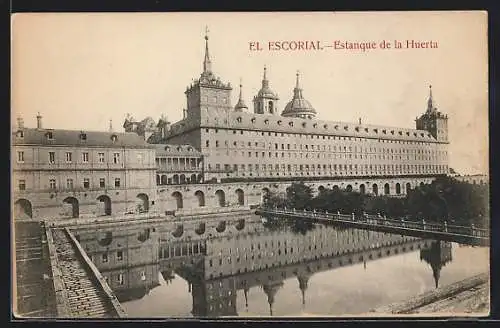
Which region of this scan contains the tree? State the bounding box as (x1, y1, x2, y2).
(276, 177, 489, 228)
(286, 182, 313, 210)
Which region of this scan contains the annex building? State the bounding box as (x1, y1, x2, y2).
(13, 31, 450, 221)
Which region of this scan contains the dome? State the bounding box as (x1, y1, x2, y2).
(256, 66, 279, 100)
(281, 72, 316, 118)
(282, 98, 317, 117)
(257, 86, 278, 99)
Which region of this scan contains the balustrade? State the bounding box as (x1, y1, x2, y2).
(259, 207, 489, 241)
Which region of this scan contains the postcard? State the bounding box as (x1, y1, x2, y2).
(11, 11, 489, 319)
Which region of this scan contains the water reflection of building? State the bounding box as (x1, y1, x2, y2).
(420, 241, 453, 288)
(202, 224, 420, 280)
(174, 223, 433, 317)
(74, 225, 160, 302)
(73, 220, 449, 316)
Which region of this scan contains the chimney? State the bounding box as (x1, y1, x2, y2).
(36, 112, 42, 129)
(17, 116, 24, 130)
(358, 117, 362, 125)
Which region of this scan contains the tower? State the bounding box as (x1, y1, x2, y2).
(420, 241, 453, 288)
(416, 85, 449, 142)
(184, 27, 233, 121)
(253, 66, 279, 115)
(262, 280, 284, 316)
(297, 273, 311, 310)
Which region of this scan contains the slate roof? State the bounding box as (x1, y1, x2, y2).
(12, 128, 155, 149)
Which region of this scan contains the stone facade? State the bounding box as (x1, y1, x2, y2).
(12, 31, 453, 221)
(12, 121, 157, 220)
(156, 32, 449, 185)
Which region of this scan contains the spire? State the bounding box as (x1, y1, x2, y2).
(235, 78, 248, 111)
(262, 65, 269, 88)
(109, 119, 113, 132)
(244, 287, 249, 309)
(432, 265, 441, 289)
(262, 282, 283, 317)
(203, 26, 212, 74)
(293, 70, 304, 99)
(419, 241, 452, 289)
(297, 274, 310, 309)
(427, 85, 435, 112)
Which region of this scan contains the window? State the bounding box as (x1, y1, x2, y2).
(49, 152, 55, 164)
(113, 152, 120, 164)
(117, 251, 123, 261)
(17, 151, 24, 163)
(98, 152, 105, 163)
(65, 152, 72, 163)
(49, 179, 56, 190)
(137, 153, 143, 163)
(82, 152, 89, 162)
(66, 179, 74, 189)
(99, 178, 105, 188)
(102, 253, 108, 263)
(114, 178, 120, 188)
(83, 178, 90, 189)
(18, 180, 26, 191)
(46, 132, 53, 140)
(80, 133, 87, 140)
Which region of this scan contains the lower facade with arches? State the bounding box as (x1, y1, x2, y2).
(13, 187, 156, 221)
(13, 176, 436, 220)
(155, 176, 436, 214)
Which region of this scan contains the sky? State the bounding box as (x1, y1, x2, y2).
(11, 12, 488, 175)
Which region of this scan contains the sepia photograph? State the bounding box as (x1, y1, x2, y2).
(11, 11, 490, 318)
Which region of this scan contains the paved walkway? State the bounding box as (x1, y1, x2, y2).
(14, 222, 57, 317)
(371, 273, 489, 316)
(412, 282, 489, 314)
